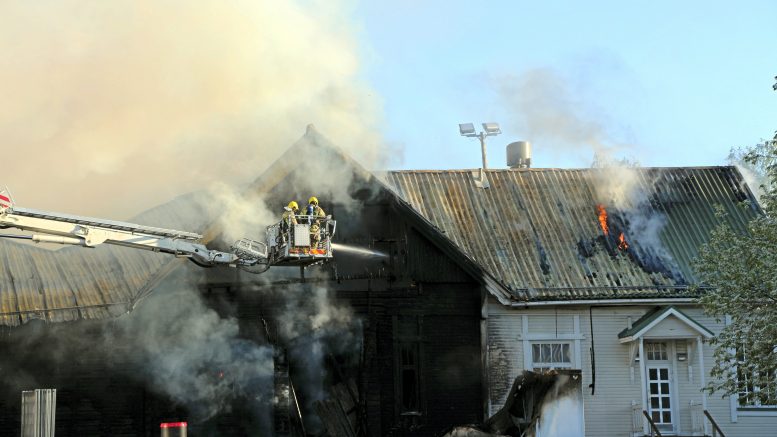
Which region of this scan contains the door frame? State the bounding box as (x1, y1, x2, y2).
(644, 341, 679, 434)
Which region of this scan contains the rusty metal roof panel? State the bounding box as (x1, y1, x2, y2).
(0, 194, 198, 326)
(385, 166, 760, 302)
(0, 239, 172, 325)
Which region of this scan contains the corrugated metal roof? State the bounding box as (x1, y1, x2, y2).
(0, 126, 763, 323)
(0, 126, 354, 327)
(385, 166, 760, 301)
(0, 191, 214, 326)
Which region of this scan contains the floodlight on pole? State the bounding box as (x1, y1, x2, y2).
(482, 123, 501, 136)
(459, 121, 501, 170)
(459, 123, 477, 137)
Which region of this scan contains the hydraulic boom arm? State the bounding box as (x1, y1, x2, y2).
(0, 191, 267, 268)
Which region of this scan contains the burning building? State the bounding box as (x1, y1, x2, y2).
(0, 126, 773, 436)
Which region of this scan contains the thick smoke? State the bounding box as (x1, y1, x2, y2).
(0, 1, 386, 219)
(277, 284, 362, 417)
(497, 67, 682, 281)
(205, 182, 278, 244)
(108, 279, 273, 421)
(2, 271, 276, 429)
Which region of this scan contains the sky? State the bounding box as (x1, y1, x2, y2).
(355, 1, 777, 170)
(1, 1, 776, 218)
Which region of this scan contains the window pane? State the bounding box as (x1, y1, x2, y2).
(650, 383, 658, 394)
(660, 369, 668, 379)
(649, 369, 657, 379)
(651, 411, 660, 422)
(402, 369, 417, 410)
(531, 342, 573, 368)
(552, 344, 561, 362)
(661, 383, 669, 394)
(662, 411, 671, 423)
(663, 397, 670, 408)
(651, 397, 659, 408)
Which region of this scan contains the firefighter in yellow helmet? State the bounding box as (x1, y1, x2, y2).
(306, 196, 326, 248)
(280, 201, 299, 242)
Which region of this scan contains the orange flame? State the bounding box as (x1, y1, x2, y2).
(618, 232, 629, 250)
(598, 204, 629, 250)
(596, 204, 609, 235)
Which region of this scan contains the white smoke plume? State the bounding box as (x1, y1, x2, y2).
(2, 271, 276, 428)
(205, 182, 277, 244)
(497, 67, 653, 218)
(277, 284, 361, 424)
(0, 1, 386, 219)
(591, 154, 644, 208)
(497, 67, 684, 279)
(496, 67, 636, 164)
(727, 143, 773, 206)
(108, 279, 275, 422)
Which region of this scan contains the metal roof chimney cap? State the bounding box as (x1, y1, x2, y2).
(507, 141, 531, 168)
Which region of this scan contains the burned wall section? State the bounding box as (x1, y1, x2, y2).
(197, 164, 486, 436)
(0, 320, 186, 436)
(0, 141, 488, 436)
(0, 264, 275, 436)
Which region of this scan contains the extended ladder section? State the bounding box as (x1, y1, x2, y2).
(0, 189, 336, 273)
(0, 204, 267, 268)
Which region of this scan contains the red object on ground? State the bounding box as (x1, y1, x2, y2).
(160, 422, 188, 428)
(0, 193, 11, 208)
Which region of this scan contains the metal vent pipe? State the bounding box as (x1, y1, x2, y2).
(507, 141, 532, 168)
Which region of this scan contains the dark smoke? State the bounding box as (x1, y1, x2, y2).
(598, 204, 686, 283)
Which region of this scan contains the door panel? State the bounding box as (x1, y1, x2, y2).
(647, 366, 674, 432)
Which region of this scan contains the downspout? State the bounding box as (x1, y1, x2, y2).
(481, 284, 490, 420)
(589, 306, 596, 395)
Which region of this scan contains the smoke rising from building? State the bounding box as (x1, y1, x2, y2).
(497, 67, 683, 281)
(105, 279, 275, 422)
(0, 0, 386, 219)
(496, 67, 636, 164)
(0, 272, 277, 428)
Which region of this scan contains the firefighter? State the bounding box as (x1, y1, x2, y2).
(306, 196, 326, 248)
(306, 196, 325, 218)
(280, 201, 299, 242)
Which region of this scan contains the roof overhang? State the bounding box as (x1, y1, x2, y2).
(618, 306, 714, 343)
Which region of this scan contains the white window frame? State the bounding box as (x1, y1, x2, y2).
(520, 315, 583, 371)
(530, 341, 573, 372)
(736, 357, 777, 410)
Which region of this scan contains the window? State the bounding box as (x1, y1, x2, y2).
(737, 347, 777, 408)
(531, 342, 572, 372)
(394, 315, 423, 415)
(645, 342, 668, 361)
(399, 343, 420, 411)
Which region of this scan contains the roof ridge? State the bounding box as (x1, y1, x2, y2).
(386, 165, 736, 173)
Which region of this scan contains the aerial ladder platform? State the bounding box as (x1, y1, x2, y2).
(0, 189, 336, 273)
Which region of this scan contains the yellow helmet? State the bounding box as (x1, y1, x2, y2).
(308, 196, 318, 205)
(288, 201, 299, 211)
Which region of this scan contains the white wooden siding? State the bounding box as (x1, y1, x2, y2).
(486, 300, 777, 437)
(643, 315, 701, 339)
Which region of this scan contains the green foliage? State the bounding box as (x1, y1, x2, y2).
(696, 139, 777, 404)
(728, 133, 777, 211)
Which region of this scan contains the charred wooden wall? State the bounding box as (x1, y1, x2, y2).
(202, 178, 486, 436)
(0, 321, 187, 436)
(0, 171, 486, 436)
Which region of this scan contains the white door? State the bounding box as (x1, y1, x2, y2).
(646, 365, 675, 433)
(644, 341, 676, 433)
